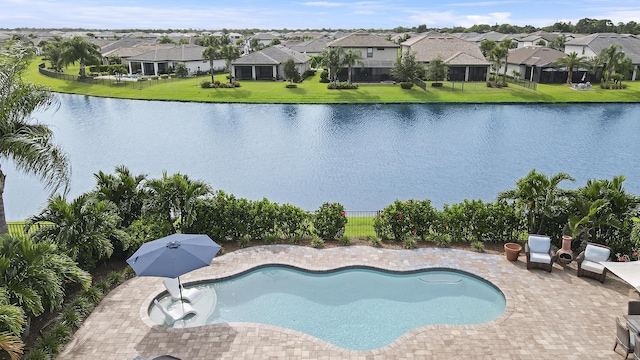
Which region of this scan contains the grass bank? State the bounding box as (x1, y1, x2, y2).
(25, 59, 640, 104)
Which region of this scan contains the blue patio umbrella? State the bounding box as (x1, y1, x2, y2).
(126, 234, 221, 303)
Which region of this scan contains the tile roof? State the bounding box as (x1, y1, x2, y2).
(327, 31, 399, 48)
(402, 34, 490, 66)
(285, 37, 331, 54)
(232, 45, 310, 65)
(126, 45, 207, 62)
(505, 46, 567, 67)
(565, 33, 640, 62)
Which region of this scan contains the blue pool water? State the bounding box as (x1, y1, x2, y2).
(149, 265, 506, 350)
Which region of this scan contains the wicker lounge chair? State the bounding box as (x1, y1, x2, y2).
(614, 316, 635, 359)
(163, 277, 202, 303)
(525, 234, 555, 272)
(576, 243, 612, 283)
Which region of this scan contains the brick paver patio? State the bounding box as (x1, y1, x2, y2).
(59, 245, 633, 359)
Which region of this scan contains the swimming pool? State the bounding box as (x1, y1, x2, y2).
(148, 265, 506, 350)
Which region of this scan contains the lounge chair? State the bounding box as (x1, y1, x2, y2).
(576, 242, 612, 283)
(154, 299, 196, 325)
(525, 234, 555, 272)
(163, 277, 202, 302)
(634, 333, 640, 360)
(614, 316, 635, 359)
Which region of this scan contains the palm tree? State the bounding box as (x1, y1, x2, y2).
(553, 51, 590, 84)
(202, 45, 220, 83)
(497, 169, 575, 234)
(321, 47, 345, 83)
(0, 288, 24, 360)
(500, 39, 517, 84)
(94, 165, 147, 228)
(218, 44, 240, 83)
(342, 49, 363, 85)
(598, 44, 625, 87)
(28, 194, 126, 270)
(145, 172, 212, 233)
(0, 43, 70, 234)
(60, 36, 102, 77)
(489, 45, 508, 86)
(0, 234, 91, 318)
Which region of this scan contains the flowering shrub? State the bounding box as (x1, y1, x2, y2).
(616, 250, 639, 262)
(278, 204, 310, 239)
(374, 200, 413, 241)
(313, 202, 348, 240)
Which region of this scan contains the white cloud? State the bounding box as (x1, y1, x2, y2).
(302, 1, 347, 7)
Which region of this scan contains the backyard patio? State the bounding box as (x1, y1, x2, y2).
(59, 246, 632, 359)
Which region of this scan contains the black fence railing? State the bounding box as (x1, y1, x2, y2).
(7, 222, 54, 236)
(413, 78, 427, 91)
(511, 78, 537, 91)
(38, 63, 188, 88)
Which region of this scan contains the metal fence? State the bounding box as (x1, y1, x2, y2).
(413, 78, 427, 91)
(510, 78, 537, 91)
(38, 63, 188, 89)
(343, 210, 379, 239)
(6, 222, 53, 236)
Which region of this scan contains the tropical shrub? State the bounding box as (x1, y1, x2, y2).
(277, 204, 310, 240)
(311, 237, 324, 248)
(374, 200, 414, 241)
(327, 82, 358, 89)
(471, 240, 485, 252)
(368, 235, 382, 247)
(407, 199, 438, 241)
(400, 82, 414, 89)
(319, 70, 329, 83)
(339, 235, 351, 246)
(313, 202, 347, 240)
(247, 198, 278, 240)
(28, 194, 127, 270)
(200, 80, 211, 88)
(403, 238, 417, 249)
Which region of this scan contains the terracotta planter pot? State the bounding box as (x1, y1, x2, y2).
(504, 243, 522, 261)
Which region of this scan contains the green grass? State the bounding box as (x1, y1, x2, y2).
(344, 216, 376, 238)
(6, 221, 54, 236)
(26, 59, 640, 104)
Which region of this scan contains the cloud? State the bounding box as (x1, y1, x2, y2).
(301, 1, 347, 6)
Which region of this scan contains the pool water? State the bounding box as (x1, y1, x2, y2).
(149, 266, 506, 350)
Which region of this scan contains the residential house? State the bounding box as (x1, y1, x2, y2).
(283, 37, 332, 57)
(401, 33, 491, 81)
(252, 32, 280, 46)
(500, 46, 569, 83)
(515, 31, 563, 47)
(454, 31, 513, 46)
(326, 31, 399, 82)
(565, 33, 640, 80)
(231, 44, 310, 80)
(125, 44, 223, 76)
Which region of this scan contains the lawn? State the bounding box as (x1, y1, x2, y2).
(25, 58, 640, 104)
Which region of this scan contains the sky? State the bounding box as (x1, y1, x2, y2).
(1, 0, 640, 30)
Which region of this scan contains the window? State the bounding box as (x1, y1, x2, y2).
(367, 48, 373, 58)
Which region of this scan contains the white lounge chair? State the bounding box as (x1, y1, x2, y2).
(163, 277, 201, 302)
(154, 299, 196, 325)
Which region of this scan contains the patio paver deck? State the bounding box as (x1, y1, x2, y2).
(59, 245, 633, 359)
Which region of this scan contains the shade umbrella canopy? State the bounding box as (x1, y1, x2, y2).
(602, 261, 640, 291)
(126, 234, 221, 278)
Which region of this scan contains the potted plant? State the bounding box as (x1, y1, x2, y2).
(504, 242, 522, 261)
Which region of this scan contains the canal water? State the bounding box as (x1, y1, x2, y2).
(5, 94, 639, 220)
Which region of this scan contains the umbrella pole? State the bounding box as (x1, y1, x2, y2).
(178, 276, 185, 314)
